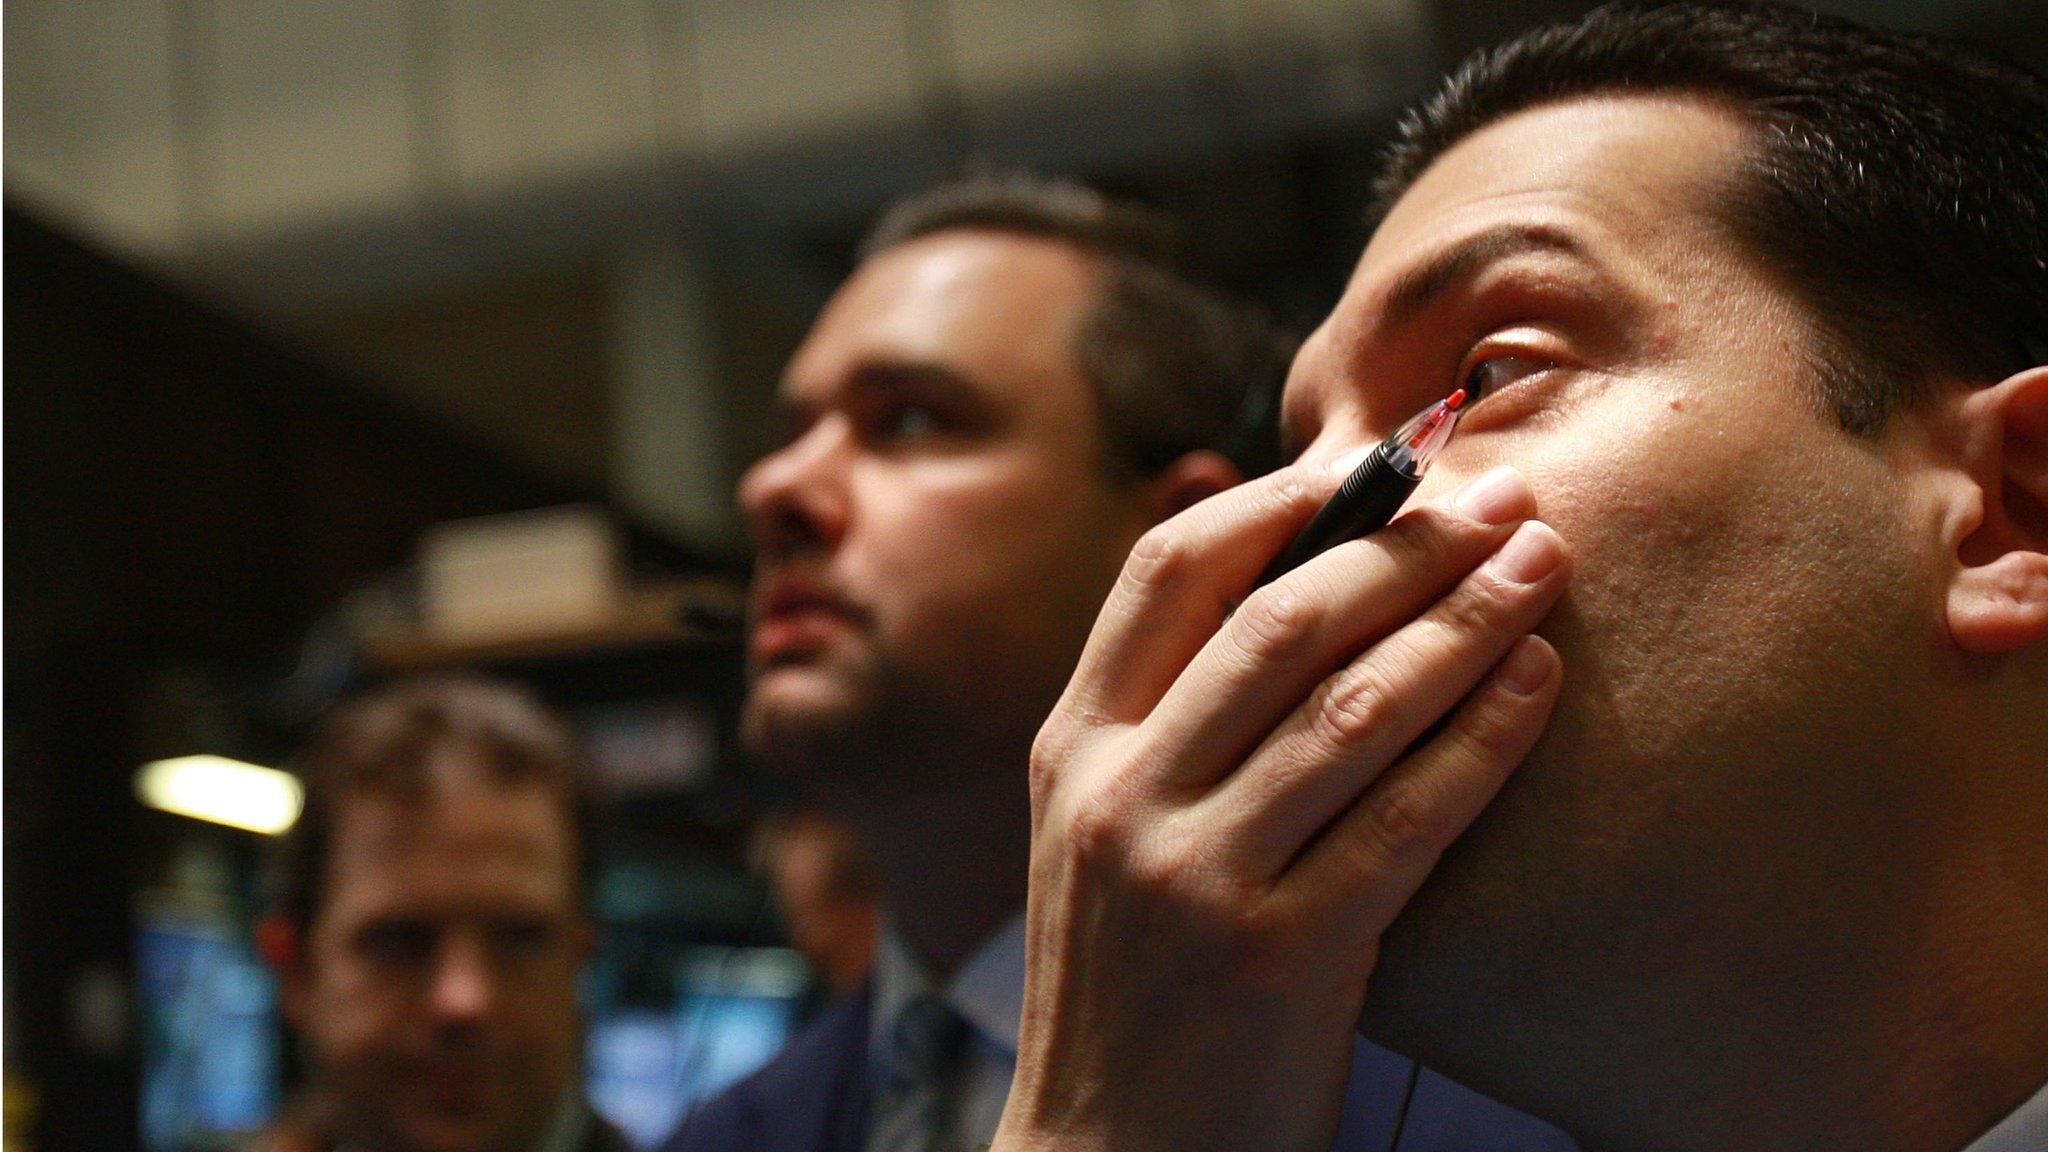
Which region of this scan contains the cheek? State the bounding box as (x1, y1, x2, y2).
(301, 969, 410, 1073)
(860, 465, 1127, 616)
(1525, 399, 1925, 777)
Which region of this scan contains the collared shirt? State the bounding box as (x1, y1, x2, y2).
(1960, 1078, 2048, 1152)
(332, 1093, 587, 1152)
(865, 915, 1025, 1152)
(865, 923, 2048, 1152)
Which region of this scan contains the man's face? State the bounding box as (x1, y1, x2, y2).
(1286, 96, 1952, 1077)
(286, 778, 587, 1152)
(739, 230, 1156, 794)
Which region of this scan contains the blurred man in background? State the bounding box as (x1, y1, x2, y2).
(664, 177, 1576, 1152)
(751, 811, 882, 1000)
(253, 676, 630, 1152)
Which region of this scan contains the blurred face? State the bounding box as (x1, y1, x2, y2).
(769, 830, 880, 997)
(1286, 96, 1951, 1075)
(739, 230, 1157, 795)
(287, 779, 587, 1152)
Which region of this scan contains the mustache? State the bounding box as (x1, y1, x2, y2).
(751, 569, 872, 625)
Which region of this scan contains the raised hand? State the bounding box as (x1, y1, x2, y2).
(995, 461, 1569, 1152)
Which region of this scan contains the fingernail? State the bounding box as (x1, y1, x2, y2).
(1486, 521, 1564, 584)
(1454, 466, 1535, 526)
(1497, 637, 1555, 696)
(1321, 444, 1376, 476)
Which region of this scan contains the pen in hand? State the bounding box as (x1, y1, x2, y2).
(1256, 387, 1473, 588)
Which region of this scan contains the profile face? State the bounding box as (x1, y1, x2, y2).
(285, 778, 587, 1152)
(1284, 95, 1949, 1075)
(738, 230, 1156, 793)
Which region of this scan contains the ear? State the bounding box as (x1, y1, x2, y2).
(1944, 366, 2048, 654)
(256, 915, 310, 1024)
(1137, 449, 1244, 523)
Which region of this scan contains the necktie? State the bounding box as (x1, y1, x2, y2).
(866, 991, 969, 1152)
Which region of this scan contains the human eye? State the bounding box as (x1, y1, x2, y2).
(1463, 353, 1549, 403)
(487, 917, 559, 962)
(854, 393, 960, 447)
(875, 401, 941, 440)
(355, 920, 436, 967)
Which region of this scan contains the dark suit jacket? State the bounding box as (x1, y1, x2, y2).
(244, 1097, 634, 1152)
(658, 983, 1578, 1152)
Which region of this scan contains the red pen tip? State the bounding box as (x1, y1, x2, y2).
(1446, 388, 1467, 411)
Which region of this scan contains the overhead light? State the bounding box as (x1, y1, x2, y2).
(135, 756, 304, 836)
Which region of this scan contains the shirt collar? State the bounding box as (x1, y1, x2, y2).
(867, 913, 1026, 1065)
(1960, 1077, 2048, 1152)
(861, 925, 2048, 1152)
(334, 1093, 586, 1152)
(946, 913, 1025, 1054)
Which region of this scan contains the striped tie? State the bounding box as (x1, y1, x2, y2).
(865, 991, 969, 1152)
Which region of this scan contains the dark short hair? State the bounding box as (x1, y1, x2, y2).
(1372, 0, 2048, 434)
(862, 174, 1296, 476)
(269, 676, 597, 932)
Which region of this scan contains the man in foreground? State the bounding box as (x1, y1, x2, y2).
(668, 179, 1576, 1149)
(254, 677, 627, 1152)
(994, 4, 2048, 1151)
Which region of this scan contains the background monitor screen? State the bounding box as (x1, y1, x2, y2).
(136, 909, 282, 1152)
(586, 946, 812, 1148)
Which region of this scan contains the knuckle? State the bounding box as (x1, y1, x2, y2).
(1028, 709, 1088, 789)
(1310, 668, 1398, 749)
(1027, 730, 1068, 804)
(1446, 682, 1546, 765)
(1124, 840, 1198, 904)
(1122, 525, 1193, 594)
(1227, 584, 1323, 665)
(1381, 503, 1469, 570)
(1234, 892, 1299, 948)
(1027, 697, 1123, 804)
(1128, 816, 1259, 923)
(1437, 571, 1523, 636)
(1265, 470, 1323, 516)
(1433, 728, 1509, 787)
(1060, 784, 1135, 865)
(1365, 778, 1449, 859)
(1464, 688, 1533, 753)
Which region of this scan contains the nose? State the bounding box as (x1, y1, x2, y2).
(1281, 319, 1410, 463)
(427, 933, 496, 1025)
(739, 419, 853, 561)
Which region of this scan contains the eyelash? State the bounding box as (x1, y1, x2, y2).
(1456, 324, 1572, 412)
(1283, 336, 1564, 455)
(867, 401, 942, 440)
(1463, 353, 1548, 402)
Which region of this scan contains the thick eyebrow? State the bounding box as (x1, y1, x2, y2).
(779, 358, 985, 418)
(1280, 225, 1606, 457)
(1377, 224, 1593, 332)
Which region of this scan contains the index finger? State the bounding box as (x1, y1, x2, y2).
(1060, 460, 1344, 725)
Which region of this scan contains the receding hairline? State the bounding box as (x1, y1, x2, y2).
(789, 224, 1118, 394)
(1363, 91, 1832, 348)
(1375, 88, 1760, 230)
(865, 222, 1120, 283)
(846, 178, 1296, 478)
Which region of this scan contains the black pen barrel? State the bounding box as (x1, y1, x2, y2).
(1256, 443, 1420, 587)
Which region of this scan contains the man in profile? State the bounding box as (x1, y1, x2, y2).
(994, 4, 2048, 1152)
(253, 676, 629, 1152)
(667, 178, 1577, 1150)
